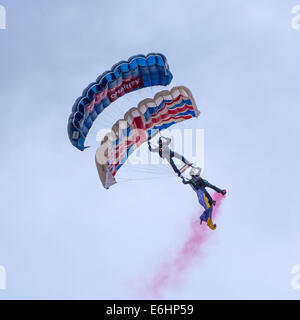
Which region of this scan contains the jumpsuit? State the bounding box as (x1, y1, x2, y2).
(182, 176, 223, 226)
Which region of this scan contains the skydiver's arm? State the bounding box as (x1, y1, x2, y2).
(203, 180, 223, 193)
(148, 141, 159, 152)
(161, 136, 171, 145)
(181, 176, 191, 184)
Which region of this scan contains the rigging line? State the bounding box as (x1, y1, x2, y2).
(123, 162, 174, 172)
(138, 164, 171, 172)
(117, 166, 170, 175)
(121, 168, 173, 176)
(90, 117, 115, 128)
(130, 165, 174, 174)
(119, 95, 133, 109)
(117, 176, 177, 182)
(150, 85, 154, 97)
(104, 105, 121, 119)
(118, 165, 177, 176)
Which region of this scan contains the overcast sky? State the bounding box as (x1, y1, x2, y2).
(0, 0, 300, 299)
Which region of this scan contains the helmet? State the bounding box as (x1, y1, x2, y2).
(189, 167, 202, 176)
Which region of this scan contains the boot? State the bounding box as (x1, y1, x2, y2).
(207, 217, 217, 230)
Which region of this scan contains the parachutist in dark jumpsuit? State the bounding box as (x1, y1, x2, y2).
(181, 168, 226, 230)
(148, 137, 192, 176)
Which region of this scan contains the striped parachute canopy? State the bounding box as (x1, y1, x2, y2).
(67, 53, 173, 150)
(96, 86, 200, 189)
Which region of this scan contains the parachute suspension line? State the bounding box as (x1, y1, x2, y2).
(117, 175, 178, 183)
(121, 165, 170, 176)
(90, 116, 114, 129)
(110, 90, 141, 120)
(136, 88, 147, 102)
(89, 84, 168, 139)
(150, 85, 154, 97)
(88, 97, 131, 138)
(88, 120, 115, 136)
(121, 93, 134, 109)
(118, 162, 180, 179)
(104, 101, 121, 119)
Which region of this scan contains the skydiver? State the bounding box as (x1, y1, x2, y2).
(148, 136, 193, 176)
(181, 168, 226, 230)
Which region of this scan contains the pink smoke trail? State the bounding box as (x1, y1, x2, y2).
(143, 192, 226, 299)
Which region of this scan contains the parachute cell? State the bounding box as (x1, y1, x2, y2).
(95, 86, 200, 189)
(67, 53, 173, 150)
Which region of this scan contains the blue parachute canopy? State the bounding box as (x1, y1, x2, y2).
(67, 53, 173, 150)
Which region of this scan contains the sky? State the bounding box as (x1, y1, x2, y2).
(0, 0, 300, 299)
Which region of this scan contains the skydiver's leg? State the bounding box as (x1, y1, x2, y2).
(196, 189, 209, 210)
(172, 151, 193, 166)
(182, 156, 193, 166)
(201, 206, 216, 230)
(168, 157, 181, 176)
(200, 206, 213, 223)
(203, 189, 213, 206)
(196, 189, 216, 230)
(205, 181, 224, 194)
